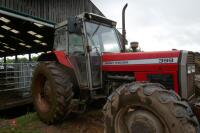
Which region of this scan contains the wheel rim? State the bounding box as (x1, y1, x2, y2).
(115, 107, 166, 133)
(34, 74, 51, 113)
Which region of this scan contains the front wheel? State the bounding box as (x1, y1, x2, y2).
(103, 82, 199, 133)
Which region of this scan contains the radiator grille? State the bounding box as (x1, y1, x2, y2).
(195, 53, 200, 74)
(194, 53, 200, 95)
(187, 52, 195, 64)
(187, 52, 195, 97)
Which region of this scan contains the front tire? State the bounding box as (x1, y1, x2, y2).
(103, 82, 199, 133)
(32, 62, 73, 124)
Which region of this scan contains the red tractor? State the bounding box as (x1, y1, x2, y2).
(32, 12, 200, 133)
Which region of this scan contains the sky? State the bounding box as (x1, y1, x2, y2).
(91, 0, 200, 52)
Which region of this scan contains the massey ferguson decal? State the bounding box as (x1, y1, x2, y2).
(103, 57, 178, 65)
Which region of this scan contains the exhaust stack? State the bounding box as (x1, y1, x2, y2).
(122, 3, 128, 52)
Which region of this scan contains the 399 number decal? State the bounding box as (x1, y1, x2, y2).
(159, 58, 174, 63)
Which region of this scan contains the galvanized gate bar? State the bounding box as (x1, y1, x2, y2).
(0, 62, 37, 93)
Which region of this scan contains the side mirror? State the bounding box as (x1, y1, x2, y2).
(68, 17, 82, 35)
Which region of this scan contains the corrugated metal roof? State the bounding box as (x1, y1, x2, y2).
(0, 6, 55, 27)
(0, 0, 104, 23)
(0, 7, 55, 57)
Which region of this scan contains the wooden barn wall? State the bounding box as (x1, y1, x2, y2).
(0, 0, 104, 23)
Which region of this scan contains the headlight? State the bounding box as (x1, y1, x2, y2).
(188, 65, 195, 74)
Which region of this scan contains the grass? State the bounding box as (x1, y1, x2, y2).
(0, 113, 42, 133)
(0, 109, 104, 133)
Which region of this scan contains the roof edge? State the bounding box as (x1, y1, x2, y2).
(0, 6, 55, 28)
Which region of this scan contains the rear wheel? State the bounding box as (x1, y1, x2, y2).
(32, 62, 73, 124)
(104, 82, 199, 133)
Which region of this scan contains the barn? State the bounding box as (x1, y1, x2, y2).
(0, 0, 106, 109)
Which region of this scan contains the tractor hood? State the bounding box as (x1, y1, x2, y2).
(102, 51, 181, 72)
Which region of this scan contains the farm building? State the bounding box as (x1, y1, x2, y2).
(0, 0, 105, 109)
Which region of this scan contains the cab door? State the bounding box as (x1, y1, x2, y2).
(87, 35, 102, 88)
(68, 33, 89, 87)
(68, 32, 101, 89)
(67, 18, 102, 89)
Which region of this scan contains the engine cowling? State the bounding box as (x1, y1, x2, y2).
(102, 50, 198, 100)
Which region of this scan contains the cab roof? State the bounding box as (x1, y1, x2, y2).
(55, 12, 117, 29)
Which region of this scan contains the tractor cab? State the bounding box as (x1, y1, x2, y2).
(53, 13, 122, 90)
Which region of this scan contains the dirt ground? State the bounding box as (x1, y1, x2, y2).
(40, 110, 104, 133)
(0, 109, 104, 133)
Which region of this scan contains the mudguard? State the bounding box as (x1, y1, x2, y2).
(38, 51, 73, 69)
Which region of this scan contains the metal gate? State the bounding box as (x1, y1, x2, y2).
(0, 62, 37, 110)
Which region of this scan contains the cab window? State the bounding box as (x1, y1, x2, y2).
(68, 33, 84, 54)
(54, 27, 67, 51)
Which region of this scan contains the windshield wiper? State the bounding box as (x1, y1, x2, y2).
(91, 24, 101, 37)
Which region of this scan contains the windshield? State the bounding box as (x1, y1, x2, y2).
(85, 22, 121, 53)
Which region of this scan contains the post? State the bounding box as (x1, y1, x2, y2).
(3, 56, 6, 71)
(29, 54, 31, 61)
(15, 55, 18, 63)
(4, 56, 6, 63)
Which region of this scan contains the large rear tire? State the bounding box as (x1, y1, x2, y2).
(32, 62, 73, 124)
(103, 82, 199, 133)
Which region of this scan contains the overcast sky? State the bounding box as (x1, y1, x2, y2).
(91, 0, 200, 52)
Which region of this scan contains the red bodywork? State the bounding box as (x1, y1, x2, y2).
(102, 51, 181, 93)
(52, 50, 181, 93)
(53, 51, 74, 68)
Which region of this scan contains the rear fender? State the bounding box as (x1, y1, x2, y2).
(38, 51, 80, 90)
(38, 51, 73, 68)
